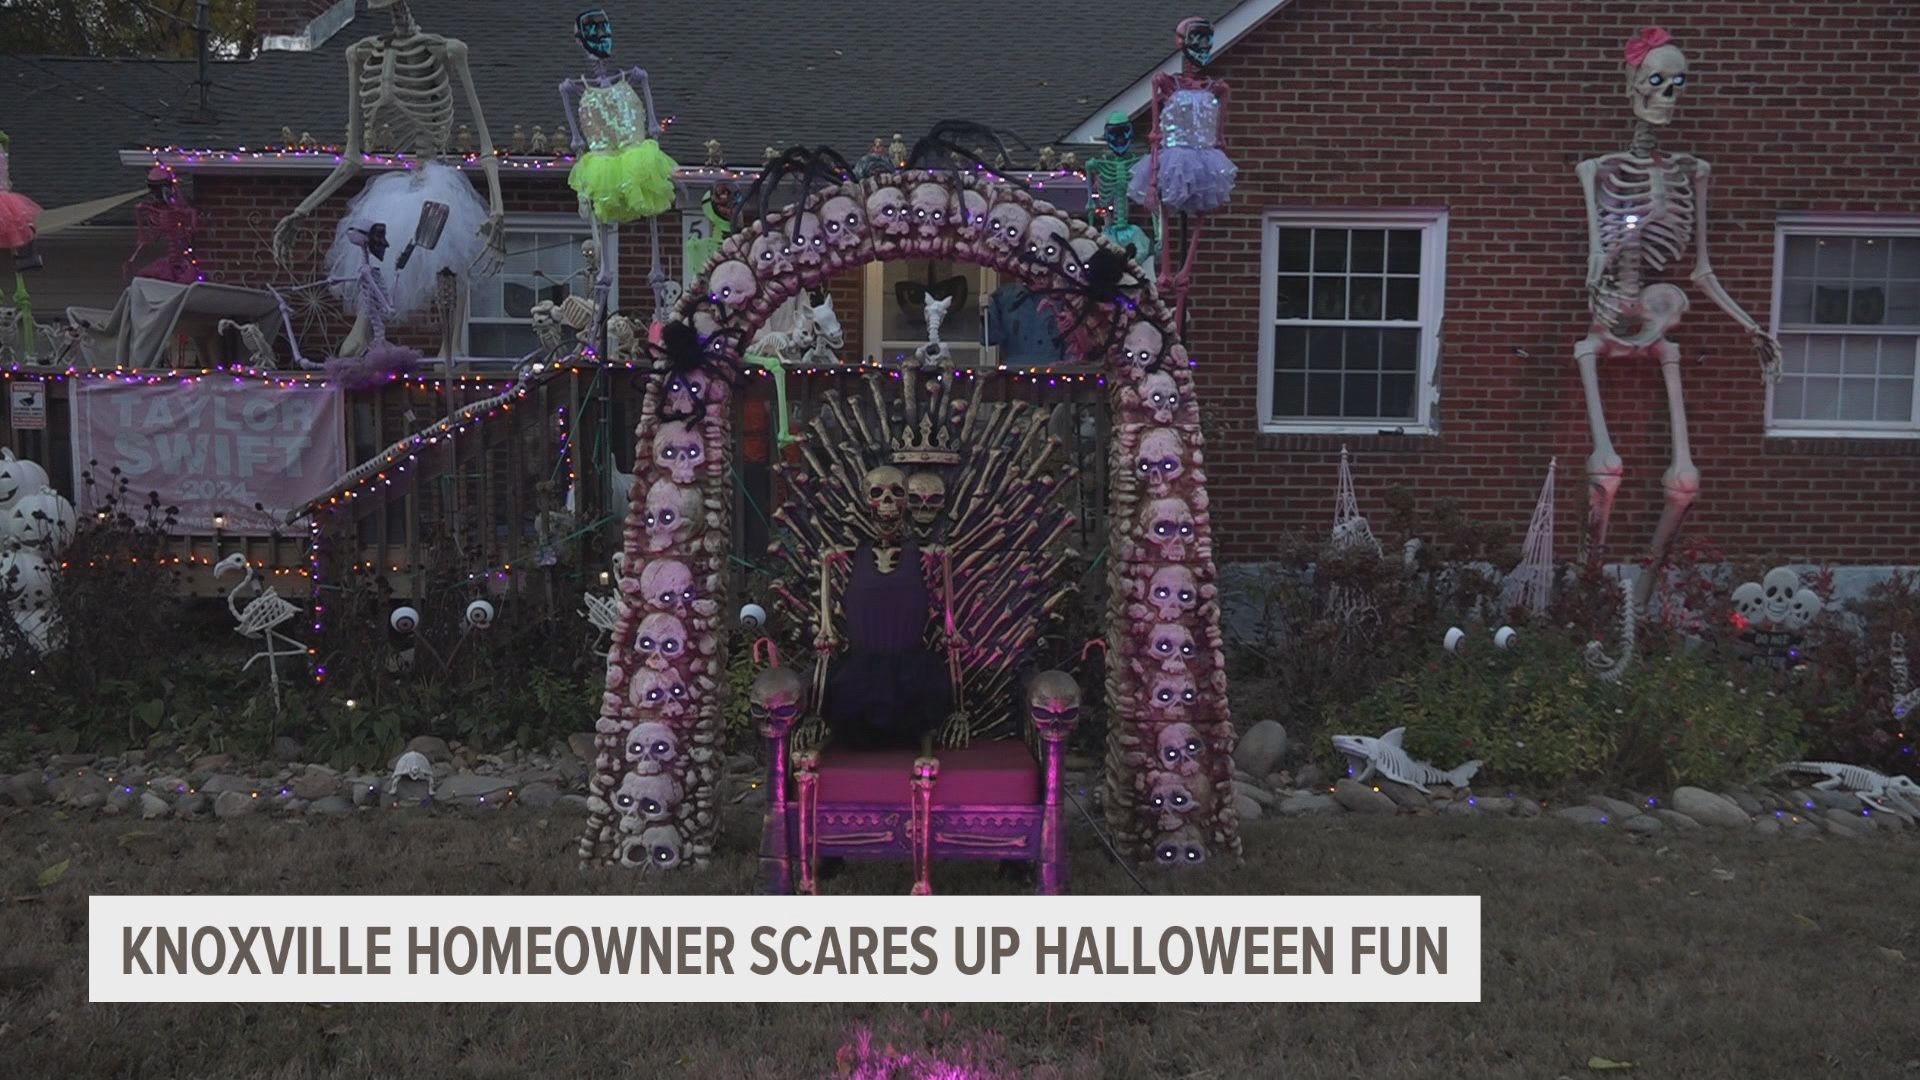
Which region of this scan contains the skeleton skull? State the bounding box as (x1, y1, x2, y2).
(634, 612, 689, 671)
(625, 721, 679, 773)
(1027, 670, 1082, 738)
(865, 184, 911, 239)
(1140, 371, 1180, 424)
(818, 193, 865, 257)
(638, 559, 696, 612)
(985, 200, 1032, 259)
(1023, 214, 1071, 269)
(1152, 824, 1207, 867)
(615, 770, 682, 824)
(643, 479, 704, 552)
(621, 824, 683, 870)
(789, 212, 826, 269)
(1760, 567, 1799, 626)
(749, 228, 795, 278)
(628, 666, 693, 715)
(1145, 771, 1205, 832)
(748, 666, 806, 735)
(1120, 322, 1165, 370)
(908, 183, 952, 238)
(662, 371, 714, 418)
(1785, 588, 1823, 631)
(905, 471, 947, 529)
(1147, 565, 1200, 621)
(1135, 428, 1185, 496)
(1141, 497, 1196, 560)
(386, 750, 435, 796)
(1156, 722, 1204, 776)
(1148, 672, 1199, 719)
(1625, 36, 1687, 126)
(1149, 622, 1198, 672)
(955, 189, 991, 243)
(652, 421, 705, 484)
(1730, 582, 1766, 625)
(864, 465, 907, 532)
(707, 259, 758, 312)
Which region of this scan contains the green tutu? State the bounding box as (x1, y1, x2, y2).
(569, 139, 678, 222)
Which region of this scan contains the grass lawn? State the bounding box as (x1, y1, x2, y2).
(2, 804, 1914, 1079)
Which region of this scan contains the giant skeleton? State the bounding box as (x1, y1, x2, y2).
(1576, 28, 1781, 678)
(270, 0, 504, 361)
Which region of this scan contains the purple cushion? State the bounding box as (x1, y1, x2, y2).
(813, 740, 1041, 806)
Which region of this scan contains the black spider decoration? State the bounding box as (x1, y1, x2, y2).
(642, 319, 748, 427)
(905, 120, 1033, 190)
(729, 145, 856, 236)
(1027, 239, 1152, 366)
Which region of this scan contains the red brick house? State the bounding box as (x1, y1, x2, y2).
(5, 0, 1916, 578)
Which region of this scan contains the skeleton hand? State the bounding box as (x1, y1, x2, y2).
(272, 209, 308, 271)
(939, 711, 971, 749)
(1750, 327, 1783, 385)
(813, 630, 838, 656)
(474, 212, 507, 276)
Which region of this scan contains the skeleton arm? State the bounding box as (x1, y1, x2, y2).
(1687, 161, 1781, 379)
(273, 43, 369, 268)
(559, 78, 586, 154)
(442, 39, 505, 263)
(627, 66, 662, 139)
(1576, 158, 1607, 294)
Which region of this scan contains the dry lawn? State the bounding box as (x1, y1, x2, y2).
(2, 804, 1915, 1079)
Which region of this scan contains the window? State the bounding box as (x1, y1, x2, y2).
(1767, 216, 1920, 437)
(467, 217, 611, 359)
(1257, 210, 1447, 434)
(863, 260, 997, 367)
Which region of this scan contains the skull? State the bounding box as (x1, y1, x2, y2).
(0, 450, 49, 510)
(818, 193, 865, 255)
(663, 370, 716, 418)
(1761, 567, 1799, 626)
(1141, 497, 1196, 560)
(1145, 771, 1204, 831)
(625, 721, 679, 773)
(620, 825, 683, 870)
(639, 559, 696, 612)
(652, 421, 705, 484)
(1141, 371, 1180, 424)
(1120, 321, 1165, 370)
(1027, 670, 1082, 738)
(955, 189, 991, 243)
(643, 479, 703, 552)
(388, 750, 433, 792)
(1023, 213, 1071, 269)
(615, 771, 682, 824)
(1149, 623, 1197, 672)
(1152, 824, 1207, 867)
(1061, 236, 1098, 285)
(1135, 428, 1185, 496)
(6, 489, 75, 554)
(865, 184, 911, 238)
(1, 548, 55, 611)
(789, 212, 826, 269)
(707, 259, 758, 312)
(1147, 565, 1200, 621)
(1730, 582, 1766, 626)
(748, 666, 806, 735)
(1147, 671, 1198, 721)
(604, 314, 639, 361)
(1156, 722, 1204, 776)
(748, 228, 794, 278)
(905, 471, 947, 530)
(985, 200, 1032, 258)
(634, 612, 689, 671)
(628, 666, 693, 716)
(1625, 36, 1687, 126)
(908, 183, 952, 238)
(864, 465, 907, 532)
(1785, 588, 1823, 631)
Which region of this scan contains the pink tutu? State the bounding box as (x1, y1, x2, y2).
(325, 339, 421, 389)
(0, 190, 41, 250)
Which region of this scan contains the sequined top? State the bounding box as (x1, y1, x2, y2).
(577, 79, 651, 153)
(0, 149, 12, 191)
(1161, 88, 1222, 151)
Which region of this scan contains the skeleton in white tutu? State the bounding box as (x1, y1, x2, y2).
(270, 0, 504, 361)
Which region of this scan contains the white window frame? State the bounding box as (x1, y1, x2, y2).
(462, 213, 615, 361)
(861, 261, 999, 368)
(1256, 208, 1448, 435)
(1765, 212, 1920, 440)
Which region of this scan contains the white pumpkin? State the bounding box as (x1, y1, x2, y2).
(7, 489, 76, 553)
(0, 450, 50, 511)
(1, 547, 55, 611)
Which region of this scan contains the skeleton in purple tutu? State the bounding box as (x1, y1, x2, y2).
(1129, 16, 1238, 329)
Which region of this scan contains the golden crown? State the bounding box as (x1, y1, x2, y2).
(891, 411, 962, 465)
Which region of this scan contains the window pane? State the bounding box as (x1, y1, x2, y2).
(1843, 335, 1880, 374)
(1387, 229, 1422, 274)
(1888, 282, 1920, 326)
(1884, 343, 1916, 376)
(1311, 276, 1347, 319)
(1382, 330, 1419, 371)
(1772, 374, 1806, 420)
(1855, 236, 1891, 277)
(1307, 328, 1344, 369)
(1839, 378, 1876, 420)
(1274, 326, 1308, 368)
(1385, 277, 1419, 321)
(1273, 371, 1304, 416)
(470, 322, 536, 358)
(1813, 285, 1851, 324)
(1275, 275, 1309, 319)
(1312, 229, 1348, 272)
(1379, 373, 1415, 420)
(1814, 236, 1851, 277)
(1306, 373, 1342, 416)
(1346, 328, 1382, 369)
(882, 261, 988, 346)
(1276, 228, 1312, 272)
(1852, 286, 1887, 325)
(1804, 376, 1841, 419)
(1876, 379, 1914, 421)
(1349, 277, 1384, 319)
(1783, 234, 1817, 274)
(1805, 336, 1843, 373)
(1350, 230, 1386, 273)
(1344, 373, 1379, 417)
(1781, 279, 1814, 324)
(1893, 237, 1920, 279)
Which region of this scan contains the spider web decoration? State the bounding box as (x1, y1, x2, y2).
(248, 210, 350, 365)
(1326, 445, 1381, 632)
(1502, 458, 1557, 618)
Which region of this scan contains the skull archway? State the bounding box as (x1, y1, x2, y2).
(578, 169, 1239, 871)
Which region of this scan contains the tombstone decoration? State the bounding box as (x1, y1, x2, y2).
(1728, 566, 1822, 671)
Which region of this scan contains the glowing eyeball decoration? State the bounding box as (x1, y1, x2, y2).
(389, 606, 421, 634)
(1443, 627, 1466, 654)
(0, 450, 49, 512)
(464, 599, 495, 630)
(1493, 626, 1517, 650)
(739, 602, 767, 628)
(6, 489, 76, 554)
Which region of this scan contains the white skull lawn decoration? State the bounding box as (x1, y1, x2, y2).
(1146, 771, 1204, 831)
(1140, 371, 1180, 424)
(621, 825, 683, 870)
(615, 770, 682, 825)
(0, 450, 50, 511)
(906, 471, 946, 530)
(1156, 721, 1204, 776)
(1120, 322, 1165, 370)
(1153, 823, 1207, 867)
(908, 183, 951, 238)
(628, 667, 693, 715)
(639, 559, 696, 612)
(865, 183, 910, 240)
(652, 421, 705, 484)
(1147, 672, 1198, 718)
(643, 479, 704, 552)
(634, 612, 689, 670)
(865, 465, 906, 532)
(1136, 428, 1185, 497)
(387, 750, 436, 797)
(1760, 567, 1799, 626)
(1146, 565, 1200, 621)
(626, 721, 679, 775)
(1141, 497, 1196, 560)
(1626, 36, 1687, 126)
(1149, 623, 1197, 672)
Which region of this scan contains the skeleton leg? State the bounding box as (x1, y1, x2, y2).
(1631, 338, 1698, 613)
(1574, 333, 1623, 561)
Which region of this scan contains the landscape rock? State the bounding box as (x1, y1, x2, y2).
(552, 794, 591, 817)
(1726, 791, 1764, 816)
(1332, 778, 1396, 815)
(1753, 817, 1781, 837)
(1233, 793, 1263, 822)
(50, 753, 96, 769)
(1821, 810, 1863, 838)
(3, 770, 48, 806)
(567, 733, 597, 761)
(1808, 788, 1861, 812)
(213, 791, 258, 818)
(1622, 815, 1662, 835)
(398, 735, 450, 764)
(308, 796, 354, 817)
(174, 791, 209, 817)
(1587, 796, 1642, 819)
(289, 768, 339, 801)
(1786, 789, 1822, 812)
(350, 778, 381, 807)
(1380, 782, 1431, 811)
(1276, 792, 1340, 816)
(191, 753, 233, 771)
(1233, 721, 1288, 778)
(518, 780, 562, 809)
(1232, 779, 1276, 808)
(1652, 809, 1702, 831)
(1513, 797, 1542, 818)
(49, 769, 110, 807)
(1293, 764, 1325, 790)
(199, 774, 258, 796)
(1672, 787, 1750, 828)
(146, 776, 188, 796)
(1554, 805, 1612, 826)
(280, 798, 310, 815)
(105, 786, 137, 813)
(1470, 796, 1513, 816)
(1785, 821, 1821, 840)
(439, 772, 514, 802)
(271, 736, 304, 762)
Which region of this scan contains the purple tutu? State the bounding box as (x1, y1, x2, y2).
(1129, 147, 1237, 215)
(325, 339, 421, 389)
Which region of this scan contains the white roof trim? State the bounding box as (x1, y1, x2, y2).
(1064, 0, 1296, 143)
(258, 0, 357, 52)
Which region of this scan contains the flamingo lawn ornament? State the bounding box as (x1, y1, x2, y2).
(215, 553, 303, 715)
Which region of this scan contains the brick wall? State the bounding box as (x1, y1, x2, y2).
(1185, 0, 1920, 565)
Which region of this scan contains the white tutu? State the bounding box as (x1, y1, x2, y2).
(327, 162, 495, 321)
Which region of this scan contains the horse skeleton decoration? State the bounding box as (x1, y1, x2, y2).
(1577, 28, 1781, 679)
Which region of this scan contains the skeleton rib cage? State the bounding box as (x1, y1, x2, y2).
(1587, 152, 1699, 336)
(768, 371, 1079, 744)
(355, 34, 459, 155)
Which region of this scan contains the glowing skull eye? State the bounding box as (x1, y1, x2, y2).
(1155, 688, 1174, 703)
(1162, 746, 1181, 762)
(845, 213, 858, 227)
(1161, 460, 1178, 472)
(659, 591, 675, 604)
(658, 510, 676, 525)
(1157, 844, 1179, 863)
(661, 639, 680, 654)
(1648, 73, 1663, 86)
(645, 688, 663, 702)
(717, 287, 732, 300)
(1181, 688, 1197, 704)
(653, 845, 674, 863)
(1171, 791, 1190, 809)
(638, 636, 655, 650)
(652, 740, 671, 757)
(1185, 846, 1202, 862)
(1155, 639, 1173, 654)
(1185, 738, 1202, 755)
(680, 587, 695, 601)
(1151, 793, 1166, 808)
(669, 684, 686, 698)
(688, 381, 703, 396)
(1178, 588, 1195, 604)
(686, 445, 700, 459)
(1180, 642, 1195, 656)
(641, 798, 663, 816)
(661, 448, 677, 459)
(1673, 73, 1686, 86)
(1152, 586, 1171, 600)
(617, 793, 634, 807)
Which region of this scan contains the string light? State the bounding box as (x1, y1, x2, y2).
(1, 362, 517, 391)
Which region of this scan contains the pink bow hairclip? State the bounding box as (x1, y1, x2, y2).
(1623, 27, 1671, 68)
